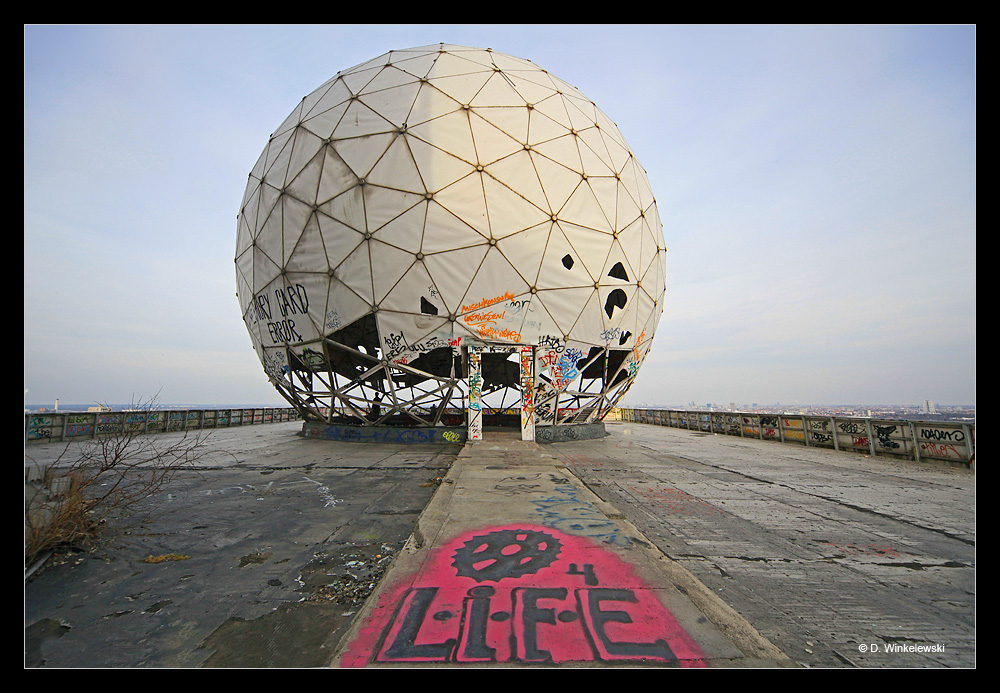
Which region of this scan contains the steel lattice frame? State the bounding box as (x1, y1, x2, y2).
(235, 44, 665, 429)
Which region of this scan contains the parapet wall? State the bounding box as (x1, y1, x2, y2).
(616, 409, 975, 467)
(24, 407, 302, 444)
(26, 406, 974, 467)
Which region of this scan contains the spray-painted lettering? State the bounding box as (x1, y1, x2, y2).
(340, 526, 705, 667)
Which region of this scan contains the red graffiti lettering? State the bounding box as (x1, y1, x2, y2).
(340, 525, 705, 667)
(920, 442, 961, 458)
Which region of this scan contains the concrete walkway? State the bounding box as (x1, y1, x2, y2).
(333, 431, 793, 667)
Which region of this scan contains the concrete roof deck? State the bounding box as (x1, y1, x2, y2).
(25, 420, 975, 668)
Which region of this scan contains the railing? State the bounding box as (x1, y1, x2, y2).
(24, 407, 302, 444)
(615, 409, 975, 467)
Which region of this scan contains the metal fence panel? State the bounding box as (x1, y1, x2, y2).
(614, 408, 974, 466)
(25, 407, 301, 444)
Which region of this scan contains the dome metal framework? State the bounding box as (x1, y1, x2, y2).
(235, 44, 666, 439)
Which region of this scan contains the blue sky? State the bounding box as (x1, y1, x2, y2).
(24, 24, 975, 408)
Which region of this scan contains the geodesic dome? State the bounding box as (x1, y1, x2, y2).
(235, 44, 665, 431)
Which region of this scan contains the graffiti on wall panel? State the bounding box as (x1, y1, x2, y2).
(534, 386, 559, 423)
(302, 424, 464, 445)
(468, 349, 483, 441)
(461, 292, 523, 343)
(918, 426, 967, 443)
(246, 283, 311, 346)
(538, 349, 581, 392)
(619, 408, 974, 464)
(723, 416, 741, 435)
(873, 424, 902, 450)
(339, 525, 706, 667)
(66, 425, 94, 437)
(384, 330, 452, 364)
(520, 346, 534, 440)
(919, 441, 966, 460)
(837, 421, 867, 435)
(461, 291, 516, 314)
(810, 432, 834, 445)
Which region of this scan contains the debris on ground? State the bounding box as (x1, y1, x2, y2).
(298, 543, 399, 606)
(140, 553, 190, 563)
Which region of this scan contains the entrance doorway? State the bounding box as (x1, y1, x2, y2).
(466, 344, 534, 442)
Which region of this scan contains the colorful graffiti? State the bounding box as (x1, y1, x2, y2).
(536, 338, 585, 397)
(461, 291, 517, 314)
(459, 292, 525, 342)
(475, 325, 523, 342)
(302, 424, 464, 445)
(618, 409, 974, 465)
(339, 525, 705, 666)
(25, 408, 298, 444)
(529, 482, 632, 547)
(520, 346, 535, 441)
(468, 349, 483, 441)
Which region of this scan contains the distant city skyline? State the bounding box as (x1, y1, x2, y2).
(24, 25, 976, 408)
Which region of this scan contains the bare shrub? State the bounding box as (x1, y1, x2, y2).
(24, 397, 212, 569)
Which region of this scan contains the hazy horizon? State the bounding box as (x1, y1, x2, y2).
(25, 25, 976, 408)
(24, 399, 977, 412)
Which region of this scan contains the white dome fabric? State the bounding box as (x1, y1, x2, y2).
(235, 44, 665, 429)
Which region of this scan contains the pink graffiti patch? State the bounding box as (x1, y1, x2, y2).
(339, 525, 706, 666)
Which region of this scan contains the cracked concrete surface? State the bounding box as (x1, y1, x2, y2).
(25, 420, 974, 668)
(547, 422, 975, 667)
